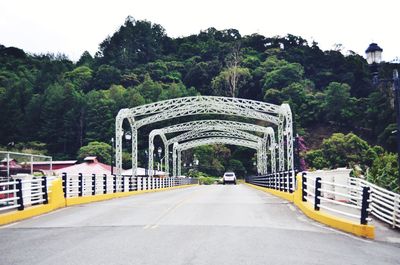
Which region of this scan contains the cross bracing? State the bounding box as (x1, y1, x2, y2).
(173, 137, 261, 176)
(147, 120, 276, 176)
(115, 96, 293, 178)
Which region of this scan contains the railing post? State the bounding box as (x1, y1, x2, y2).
(16, 179, 24, 211)
(314, 177, 321, 211)
(122, 176, 125, 192)
(285, 171, 289, 192)
(129, 176, 132, 192)
(302, 172, 307, 202)
(92, 174, 96, 196)
(103, 174, 107, 194)
(62, 172, 67, 198)
(78, 173, 83, 197)
(360, 186, 370, 225)
(393, 195, 399, 228)
(113, 175, 117, 193)
(42, 176, 48, 204)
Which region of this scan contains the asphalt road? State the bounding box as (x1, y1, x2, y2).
(1, 184, 399, 265)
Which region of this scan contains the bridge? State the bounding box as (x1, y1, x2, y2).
(1, 96, 399, 264)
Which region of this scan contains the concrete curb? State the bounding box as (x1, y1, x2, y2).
(245, 177, 375, 239)
(0, 181, 198, 226)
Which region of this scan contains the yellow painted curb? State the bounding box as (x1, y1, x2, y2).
(0, 182, 197, 226)
(245, 177, 375, 239)
(245, 183, 294, 202)
(0, 179, 65, 226)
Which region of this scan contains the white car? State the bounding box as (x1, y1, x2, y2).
(223, 172, 236, 185)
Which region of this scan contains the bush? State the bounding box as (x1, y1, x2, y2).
(198, 176, 216, 185)
(77, 141, 111, 163)
(305, 133, 378, 170)
(368, 153, 399, 193)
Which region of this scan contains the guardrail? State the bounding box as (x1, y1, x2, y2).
(301, 173, 371, 225)
(0, 176, 50, 212)
(61, 173, 198, 198)
(349, 177, 400, 229)
(245, 171, 296, 193)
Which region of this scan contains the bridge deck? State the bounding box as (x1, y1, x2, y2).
(1, 184, 399, 265)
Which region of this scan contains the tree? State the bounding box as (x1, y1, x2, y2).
(64, 66, 93, 92)
(85, 90, 116, 143)
(224, 43, 244, 97)
(227, 159, 246, 177)
(261, 57, 304, 90)
(91, 64, 121, 90)
(322, 82, 354, 126)
(368, 153, 399, 193)
(76, 51, 94, 67)
(78, 141, 112, 164)
(306, 133, 377, 170)
(40, 82, 83, 157)
(97, 17, 168, 68)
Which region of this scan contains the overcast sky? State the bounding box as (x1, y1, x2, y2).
(1, 0, 398, 62)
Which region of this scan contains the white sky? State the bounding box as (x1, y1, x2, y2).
(1, 0, 398, 62)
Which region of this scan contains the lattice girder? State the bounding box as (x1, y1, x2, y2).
(172, 137, 262, 176)
(148, 120, 276, 176)
(115, 96, 293, 177)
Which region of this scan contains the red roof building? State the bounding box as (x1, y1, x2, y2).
(54, 156, 115, 176)
(29, 160, 77, 171)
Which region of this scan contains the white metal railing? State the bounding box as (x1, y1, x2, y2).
(61, 173, 198, 198)
(0, 173, 197, 214)
(0, 175, 50, 213)
(349, 177, 400, 229)
(301, 173, 371, 225)
(245, 171, 296, 193)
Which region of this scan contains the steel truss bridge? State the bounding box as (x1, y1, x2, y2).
(115, 96, 293, 180)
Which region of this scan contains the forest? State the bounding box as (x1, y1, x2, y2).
(0, 17, 398, 191)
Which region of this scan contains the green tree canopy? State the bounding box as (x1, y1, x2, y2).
(78, 141, 112, 164)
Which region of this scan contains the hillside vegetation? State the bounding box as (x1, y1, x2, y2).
(0, 17, 398, 190)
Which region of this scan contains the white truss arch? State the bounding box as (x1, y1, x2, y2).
(115, 96, 292, 177)
(167, 130, 259, 145)
(169, 130, 261, 177)
(147, 120, 276, 176)
(172, 137, 261, 176)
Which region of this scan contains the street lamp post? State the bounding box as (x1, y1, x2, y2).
(193, 155, 199, 171)
(144, 150, 149, 177)
(157, 147, 162, 172)
(366, 43, 400, 185)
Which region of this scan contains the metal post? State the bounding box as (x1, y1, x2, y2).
(78, 173, 83, 197)
(6, 153, 10, 180)
(30, 155, 34, 175)
(113, 175, 117, 193)
(16, 179, 24, 211)
(360, 186, 371, 225)
(92, 174, 96, 196)
(302, 172, 307, 202)
(103, 174, 107, 194)
(122, 176, 125, 192)
(62, 173, 67, 198)
(393, 69, 400, 186)
(42, 176, 48, 204)
(314, 177, 321, 211)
